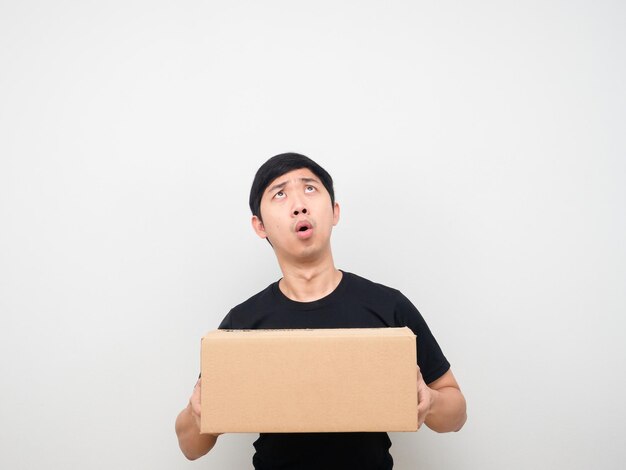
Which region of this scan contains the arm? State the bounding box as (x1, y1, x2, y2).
(175, 378, 221, 460)
(417, 368, 467, 433)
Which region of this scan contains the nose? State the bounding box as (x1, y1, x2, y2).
(291, 190, 308, 216)
(293, 207, 308, 216)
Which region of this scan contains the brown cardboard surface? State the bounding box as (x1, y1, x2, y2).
(200, 327, 418, 433)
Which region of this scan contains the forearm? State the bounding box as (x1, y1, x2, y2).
(175, 403, 218, 460)
(424, 386, 467, 433)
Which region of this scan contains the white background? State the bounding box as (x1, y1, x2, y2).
(1, 1, 625, 469)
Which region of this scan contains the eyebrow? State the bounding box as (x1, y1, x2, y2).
(266, 177, 320, 195)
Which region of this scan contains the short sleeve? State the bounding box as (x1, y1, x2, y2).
(218, 310, 233, 329)
(394, 292, 450, 384)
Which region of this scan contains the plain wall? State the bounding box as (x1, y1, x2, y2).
(1, 1, 624, 469)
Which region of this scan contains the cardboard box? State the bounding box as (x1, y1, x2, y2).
(200, 327, 418, 433)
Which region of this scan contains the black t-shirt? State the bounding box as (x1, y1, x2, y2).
(217, 270, 450, 470)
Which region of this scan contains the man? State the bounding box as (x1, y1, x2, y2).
(175, 153, 467, 469)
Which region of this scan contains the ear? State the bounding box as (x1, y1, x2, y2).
(251, 215, 267, 239)
(332, 202, 340, 226)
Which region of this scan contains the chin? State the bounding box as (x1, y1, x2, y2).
(293, 244, 322, 261)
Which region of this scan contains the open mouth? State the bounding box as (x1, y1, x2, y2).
(295, 221, 313, 237)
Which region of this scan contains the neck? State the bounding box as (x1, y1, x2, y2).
(276, 252, 342, 302)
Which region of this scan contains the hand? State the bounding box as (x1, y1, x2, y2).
(189, 378, 222, 437)
(416, 366, 434, 429)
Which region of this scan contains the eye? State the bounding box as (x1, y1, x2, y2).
(274, 190, 285, 199)
(305, 185, 316, 193)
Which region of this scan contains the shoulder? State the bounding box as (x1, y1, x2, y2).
(343, 271, 405, 304)
(230, 282, 276, 315)
(343, 271, 422, 322)
(218, 282, 277, 329)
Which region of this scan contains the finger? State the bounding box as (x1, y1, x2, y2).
(191, 392, 202, 417)
(417, 400, 428, 429)
(191, 399, 202, 416)
(416, 377, 430, 429)
(191, 379, 202, 416)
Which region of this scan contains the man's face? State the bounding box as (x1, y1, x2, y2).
(252, 168, 340, 262)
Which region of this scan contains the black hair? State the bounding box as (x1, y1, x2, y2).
(249, 152, 335, 221)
